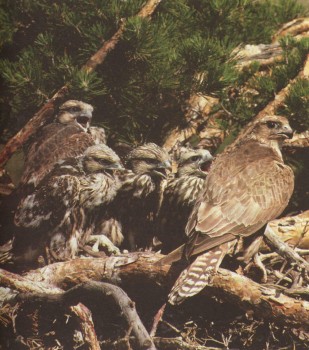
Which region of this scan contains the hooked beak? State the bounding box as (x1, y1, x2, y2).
(105, 162, 125, 170)
(277, 125, 294, 140)
(153, 160, 172, 178)
(76, 115, 92, 131)
(199, 152, 213, 172)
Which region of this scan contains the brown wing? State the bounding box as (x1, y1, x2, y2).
(185, 141, 294, 257)
(159, 141, 294, 265)
(21, 124, 94, 188)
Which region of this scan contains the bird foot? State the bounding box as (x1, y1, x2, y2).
(87, 234, 121, 255)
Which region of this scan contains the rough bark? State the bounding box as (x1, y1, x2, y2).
(0, 0, 162, 169)
(1, 251, 309, 333)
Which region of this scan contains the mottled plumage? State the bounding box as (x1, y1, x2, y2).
(159, 116, 294, 305)
(11, 144, 122, 266)
(20, 100, 105, 190)
(156, 147, 213, 253)
(99, 143, 171, 250)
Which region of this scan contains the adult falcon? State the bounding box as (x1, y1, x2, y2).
(8, 144, 122, 267)
(20, 100, 106, 191)
(159, 115, 294, 305)
(98, 143, 172, 250)
(156, 147, 213, 253)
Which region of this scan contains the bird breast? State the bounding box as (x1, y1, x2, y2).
(79, 174, 120, 208)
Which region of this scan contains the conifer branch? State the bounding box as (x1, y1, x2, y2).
(0, 0, 162, 169)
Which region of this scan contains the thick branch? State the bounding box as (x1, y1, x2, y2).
(0, 0, 162, 169)
(0, 267, 62, 294)
(1, 253, 307, 332)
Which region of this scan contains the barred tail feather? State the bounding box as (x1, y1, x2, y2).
(168, 243, 230, 305)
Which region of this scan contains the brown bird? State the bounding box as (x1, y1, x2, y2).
(156, 147, 213, 253)
(159, 115, 294, 305)
(0, 100, 106, 247)
(20, 100, 106, 191)
(6, 144, 122, 267)
(98, 143, 172, 250)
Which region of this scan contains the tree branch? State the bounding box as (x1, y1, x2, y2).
(0, 0, 162, 169)
(1, 251, 308, 333)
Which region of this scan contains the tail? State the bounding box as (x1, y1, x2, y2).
(168, 242, 231, 305)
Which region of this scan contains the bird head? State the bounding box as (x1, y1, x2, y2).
(250, 115, 293, 144)
(126, 143, 172, 179)
(176, 147, 213, 177)
(83, 144, 124, 175)
(57, 100, 94, 131)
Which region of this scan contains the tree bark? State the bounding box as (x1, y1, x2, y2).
(1, 251, 309, 333)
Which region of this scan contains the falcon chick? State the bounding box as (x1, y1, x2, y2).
(10, 144, 122, 267)
(156, 147, 213, 253)
(159, 115, 294, 305)
(99, 143, 172, 250)
(20, 100, 106, 190)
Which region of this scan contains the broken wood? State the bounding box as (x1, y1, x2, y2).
(1, 251, 309, 334)
(70, 303, 101, 350)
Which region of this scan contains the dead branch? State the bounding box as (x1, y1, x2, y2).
(0, 267, 62, 294)
(272, 18, 309, 43)
(162, 95, 221, 151)
(0, 0, 162, 169)
(70, 303, 101, 350)
(13, 281, 155, 350)
(1, 252, 308, 333)
(263, 224, 309, 271)
(234, 18, 309, 70)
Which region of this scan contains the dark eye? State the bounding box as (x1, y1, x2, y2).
(98, 158, 112, 166)
(266, 121, 279, 129)
(146, 158, 158, 165)
(70, 107, 80, 112)
(190, 156, 200, 162)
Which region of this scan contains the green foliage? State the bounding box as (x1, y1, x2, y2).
(220, 38, 309, 131)
(0, 0, 306, 143)
(279, 78, 309, 132)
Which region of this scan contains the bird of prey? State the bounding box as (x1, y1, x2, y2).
(98, 143, 172, 250)
(156, 147, 213, 253)
(159, 115, 294, 305)
(20, 100, 106, 191)
(9, 144, 123, 267)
